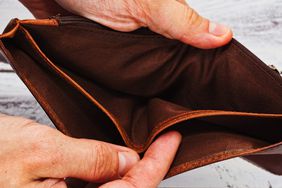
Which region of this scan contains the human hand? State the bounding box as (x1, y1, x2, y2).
(0, 114, 181, 188)
(19, 0, 232, 49)
(99, 130, 181, 188)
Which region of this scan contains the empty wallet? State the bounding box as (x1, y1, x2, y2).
(0, 15, 282, 186)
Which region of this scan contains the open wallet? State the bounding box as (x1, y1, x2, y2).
(0, 15, 282, 187)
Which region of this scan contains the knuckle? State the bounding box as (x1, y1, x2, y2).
(22, 129, 62, 171)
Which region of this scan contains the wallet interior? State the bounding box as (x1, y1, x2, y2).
(0, 16, 282, 179)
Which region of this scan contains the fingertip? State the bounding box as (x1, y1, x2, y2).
(152, 131, 182, 150)
(211, 28, 233, 48)
(204, 22, 233, 49)
(161, 131, 182, 141)
(183, 29, 233, 49)
(179, 19, 233, 49)
(209, 22, 231, 37)
(164, 131, 182, 144)
(169, 130, 182, 138)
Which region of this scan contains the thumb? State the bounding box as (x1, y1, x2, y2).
(138, 0, 232, 49)
(35, 135, 140, 183)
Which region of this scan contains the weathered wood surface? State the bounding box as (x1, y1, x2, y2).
(0, 0, 282, 187)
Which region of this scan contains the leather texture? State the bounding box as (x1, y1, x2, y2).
(0, 16, 282, 187)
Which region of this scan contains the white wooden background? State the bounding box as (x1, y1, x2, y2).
(0, 0, 282, 187)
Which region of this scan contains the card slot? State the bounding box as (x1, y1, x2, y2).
(166, 120, 270, 177)
(3, 28, 123, 145)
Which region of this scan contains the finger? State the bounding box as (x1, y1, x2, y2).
(141, 0, 233, 49)
(30, 130, 140, 183)
(57, 137, 139, 182)
(101, 131, 182, 188)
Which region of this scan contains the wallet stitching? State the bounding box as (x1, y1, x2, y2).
(167, 141, 282, 178)
(150, 110, 282, 138)
(167, 149, 255, 178)
(168, 150, 245, 177)
(144, 111, 282, 152)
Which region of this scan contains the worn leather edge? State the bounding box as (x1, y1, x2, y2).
(166, 141, 282, 178)
(0, 19, 69, 135)
(0, 19, 58, 39)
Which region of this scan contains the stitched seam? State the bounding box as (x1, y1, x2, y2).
(167, 149, 251, 178)
(167, 141, 282, 178)
(150, 110, 282, 138)
(141, 111, 282, 152)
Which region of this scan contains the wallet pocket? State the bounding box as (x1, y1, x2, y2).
(1, 16, 282, 179)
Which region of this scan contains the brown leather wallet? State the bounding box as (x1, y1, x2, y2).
(0, 16, 282, 186)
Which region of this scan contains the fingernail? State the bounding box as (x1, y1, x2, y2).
(118, 152, 139, 177)
(209, 22, 230, 36)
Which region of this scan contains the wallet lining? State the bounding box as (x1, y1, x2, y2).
(1, 18, 282, 179)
